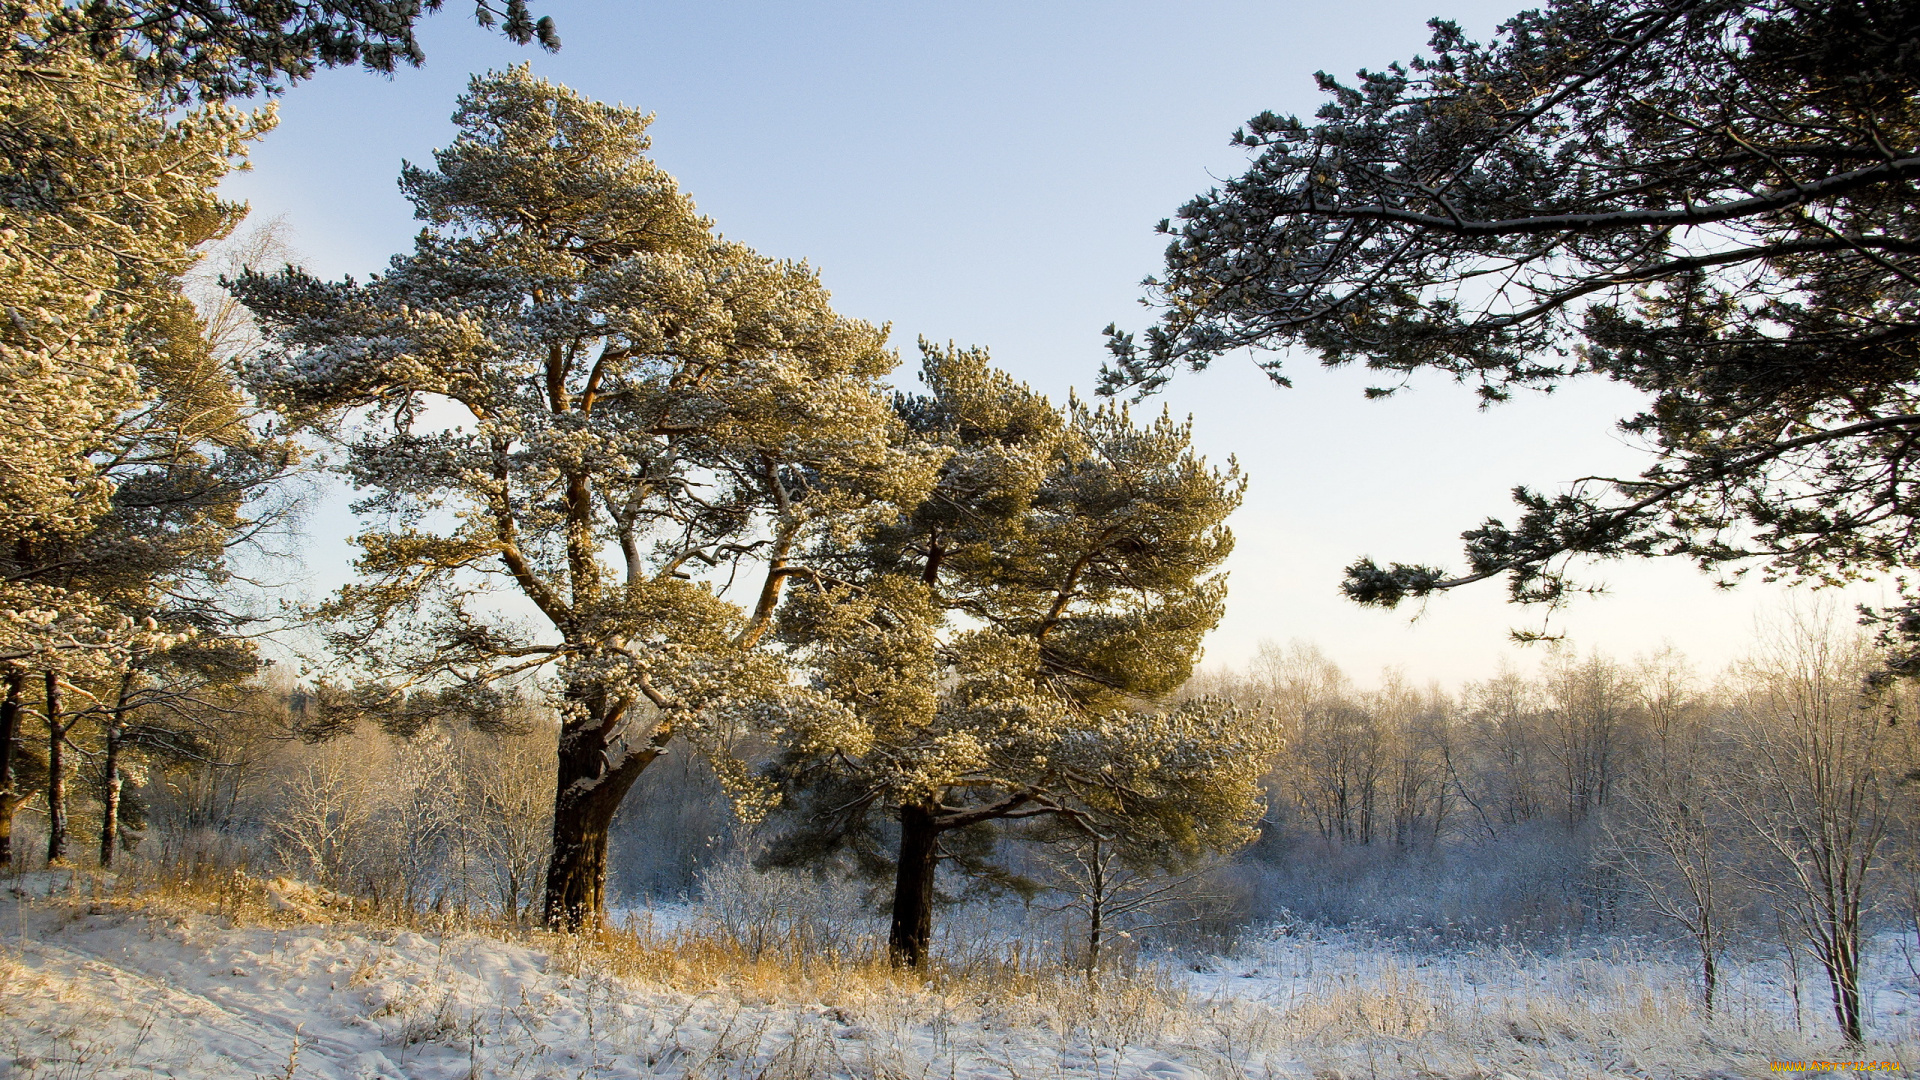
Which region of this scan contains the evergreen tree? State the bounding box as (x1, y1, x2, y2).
(765, 342, 1271, 968)
(0, 4, 280, 864)
(236, 67, 913, 929)
(1105, 0, 1920, 615)
(35, 0, 557, 100)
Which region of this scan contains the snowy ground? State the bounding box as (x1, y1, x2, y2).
(4, 871, 1918, 1078)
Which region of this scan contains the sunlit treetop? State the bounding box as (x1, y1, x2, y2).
(235, 66, 918, 928)
(0, 6, 278, 671)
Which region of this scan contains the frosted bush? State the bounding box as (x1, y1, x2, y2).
(694, 855, 875, 959)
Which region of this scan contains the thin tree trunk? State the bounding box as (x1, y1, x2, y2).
(98, 671, 135, 869)
(1086, 838, 1106, 975)
(1826, 927, 1863, 1044)
(1087, 890, 1104, 976)
(889, 801, 941, 969)
(1698, 933, 1716, 1015)
(0, 671, 23, 867)
(99, 729, 122, 869)
(1780, 912, 1805, 1034)
(45, 671, 67, 865)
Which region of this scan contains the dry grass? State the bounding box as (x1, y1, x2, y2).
(101, 860, 1172, 1015)
(11, 863, 1920, 1078)
(34, 863, 1201, 1059)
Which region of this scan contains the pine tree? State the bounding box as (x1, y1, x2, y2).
(0, 4, 278, 864)
(765, 342, 1272, 968)
(236, 67, 913, 928)
(1105, 0, 1920, 614)
(34, 0, 557, 101)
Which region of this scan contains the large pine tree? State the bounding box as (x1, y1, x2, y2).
(237, 67, 913, 929)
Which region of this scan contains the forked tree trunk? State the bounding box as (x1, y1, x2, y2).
(0, 671, 23, 867)
(1825, 927, 1863, 1044)
(541, 701, 660, 931)
(44, 671, 67, 865)
(888, 801, 941, 969)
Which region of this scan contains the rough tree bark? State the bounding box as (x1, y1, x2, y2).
(44, 671, 67, 865)
(542, 692, 667, 930)
(0, 671, 23, 866)
(888, 801, 941, 969)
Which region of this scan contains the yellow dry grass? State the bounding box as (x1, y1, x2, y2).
(57, 861, 1189, 1041)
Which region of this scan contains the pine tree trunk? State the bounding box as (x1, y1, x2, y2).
(888, 801, 941, 969)
(99, 720, 123, 869)
(541, 699, 659, 931)
(45, 671, 66, 865)
(544, 799, 613, 929)
(0, 671, 22, 868)
(1085, 838, 1106, 975)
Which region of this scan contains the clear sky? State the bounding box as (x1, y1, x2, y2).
(221, 0, 1884, 689)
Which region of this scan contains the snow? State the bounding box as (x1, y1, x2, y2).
(1, 881, 1227, 1079)
(4, 874, 1919, 1078)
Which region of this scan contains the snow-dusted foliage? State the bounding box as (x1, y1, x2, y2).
(234, 66, 917, 928)
(0, 3, 292, 870)
(0, 4, 271, 667)
(267, 723, 557, 919)
(760, 342, 1272, 966)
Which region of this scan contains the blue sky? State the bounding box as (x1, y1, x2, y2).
(222, 0, 1877, 687)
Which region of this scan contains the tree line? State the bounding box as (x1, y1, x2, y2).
(71, 608, 1919, 1046)
(1194, 622, 1918, 1044)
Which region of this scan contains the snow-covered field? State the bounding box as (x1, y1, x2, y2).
(4, 870, 1918, 1079)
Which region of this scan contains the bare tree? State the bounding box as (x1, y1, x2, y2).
(271, 738, 381, 892)
(462, 724, 554, 923)
(1543, 652, 1640, 824)
(361, 732, 462, 913)
(1034, 835, 1229, 976)
(1292, 696, 1383, 845)
(1378, 676, 1451, 850)
(1458, 666, 1551, 834)
(1605, 649, 1735, 1013)
(1726, 614, 1911, 1044)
